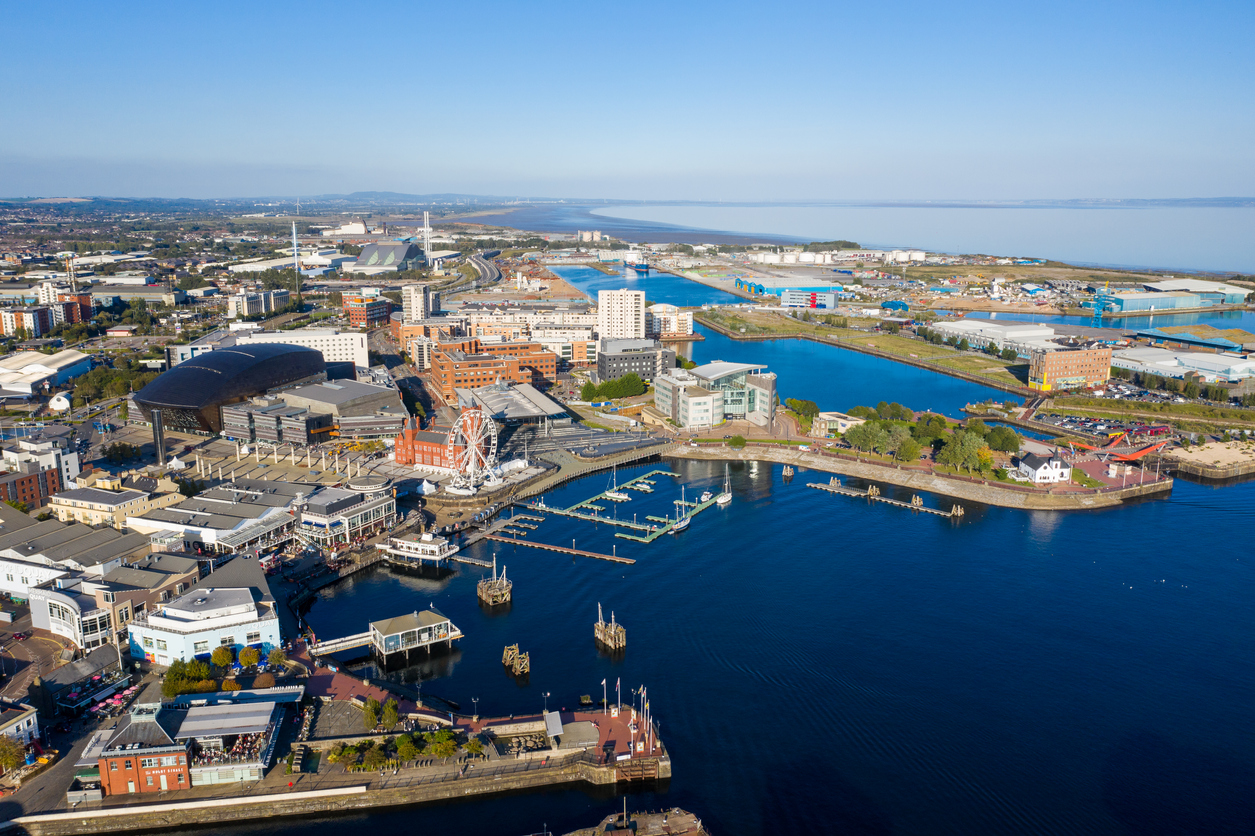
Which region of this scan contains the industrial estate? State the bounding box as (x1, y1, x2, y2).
(0, 196, 1251, 833)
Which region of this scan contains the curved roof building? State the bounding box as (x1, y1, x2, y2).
(134, 344, 325, 433)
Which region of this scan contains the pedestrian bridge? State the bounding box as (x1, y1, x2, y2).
(309, 632, 372, 655)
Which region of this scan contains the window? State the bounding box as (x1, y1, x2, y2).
(246, 632, 260, 644)
(146, 776, 153, 787)
(4, 574, 10, 582)
(155, 640, 167, 651)
(161, 756, 179, 766)
(125, 760, 132, 770)
(143, 637, 153, 649)
(110, 761, 118, 771)
(193, 641, 209, 653)
(220, 635, 234, 646)
(177, 773, 184, 784)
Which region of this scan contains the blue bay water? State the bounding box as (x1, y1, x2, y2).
(202, 266, 1255, 835)
(222, 459, 1255, 836)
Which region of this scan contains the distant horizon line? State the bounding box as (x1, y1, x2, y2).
(3, 195, 1255, 208)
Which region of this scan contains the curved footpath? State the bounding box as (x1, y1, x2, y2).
(671, 444, 1172, 509)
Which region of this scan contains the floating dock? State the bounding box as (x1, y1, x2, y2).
(484, 534, 635, 564)
(808, 479, 965, 517)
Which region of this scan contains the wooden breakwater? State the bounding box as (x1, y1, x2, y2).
(483, 534, 635, 564)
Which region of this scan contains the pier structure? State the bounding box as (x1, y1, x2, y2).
(502, 643, 530, 676)
(594, 603, 626, 651)
(477, 555, 513, 606)
(308, 609, 463, 662)
(808, 478, 965, 517)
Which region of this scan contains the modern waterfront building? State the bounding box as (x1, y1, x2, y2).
(597, 289, 646, 340)
(1027, 346, 1113, 392)
(645, 304, 694, 337)
(597, 339, 675, 383)
(134, 344, 326, 434)
(292, 477, 396, 550)
(129, 586, 281, 667)
(690, 361, 777, 427)
(653, 369, 723, 430)
(125, 478, 310, 554)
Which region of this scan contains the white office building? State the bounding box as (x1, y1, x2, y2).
(645, 304, 694, 337)
(597, 289, 646, 340)
(234, 328, 369, 369)
(128, 587, 281, 667)
(401, 284, 437, 323)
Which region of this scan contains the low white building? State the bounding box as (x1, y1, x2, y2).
(653, 368, 724, 430)
(1112, 347, 1255, 384)
(0, 699, 39, 747)
(929, 320, 1061, 356)
(234, 328, 369, 369)
(128, 586, 281, 667)
(1016, 452, 1072, 484)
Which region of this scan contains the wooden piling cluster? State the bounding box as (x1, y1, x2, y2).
(595, 603, 626, 652)
(477, 556, 513, 606)
(502, 643, 530, 676)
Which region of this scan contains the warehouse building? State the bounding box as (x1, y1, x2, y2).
(1112, 347, 1255, 384)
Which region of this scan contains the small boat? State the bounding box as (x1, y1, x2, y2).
(715, 464, 732, 506)
(699, 490, 713, 503)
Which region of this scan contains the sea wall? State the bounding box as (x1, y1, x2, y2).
(11, 757, 669, 836)
(671, 444, 1173, 509)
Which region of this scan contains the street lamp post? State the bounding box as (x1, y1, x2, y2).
(542, 691, 551, 713)
(472, 697, 479, 719)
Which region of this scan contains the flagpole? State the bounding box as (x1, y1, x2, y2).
(602, 679, 607, 715)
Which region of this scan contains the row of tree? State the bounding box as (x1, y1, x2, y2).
(1108, 367, 1228, 401)
(581, 373, 647, 401)
(915, 327, 1020, 361)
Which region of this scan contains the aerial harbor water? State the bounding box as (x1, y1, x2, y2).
(238, 458, 1255, 836)
(197, 264, 1255, 836)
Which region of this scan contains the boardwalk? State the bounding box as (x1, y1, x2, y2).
(483, 534, 635, 564)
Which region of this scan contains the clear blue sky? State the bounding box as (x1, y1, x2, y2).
(2, 0, 1252, 200)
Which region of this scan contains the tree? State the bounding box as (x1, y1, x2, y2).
(238, 646, 260, 668)
(912, 413, 949, 443)
(785, 398, 820, 419)
(956, 338, 970, 351)
(847, 405, 879, 419)
(880, 425, 911, 455)
(0, 735, 25, 771)
(580, 381, 597, 401)
(846, 422, 887, 452)
(268, 647, 287, 667)
(396, 734, 419, 762)
(3, 500, 28, 514)
(728, 435, 746, 449)
(211, 646, 234, 669)
(363, 698, 380, 731)
(895, 438, 922, 462)
(382, 698, 399, 728)
(1001, 348, 1018, 361)
(464, 738, 484, 755)
(987, 426, 1022, 453)
(424, 729, 458, 759)
(362, 744, 388, 769)
(966, 419, 990, 437)
(222, 679, 243, 691)
(253, 672, 275, 688)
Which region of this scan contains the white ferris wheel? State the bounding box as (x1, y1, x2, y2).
(446, 407, 500, 492)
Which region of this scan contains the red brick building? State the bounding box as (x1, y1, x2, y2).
(57, 292, 97, 324)
(393, 416, 461, 468)
(343, 295, 392, 328)
(430, 339, 558, 399)
(0, 463, 61, 509)
(98, 707, 190, 796)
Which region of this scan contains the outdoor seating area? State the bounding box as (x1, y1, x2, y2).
(80, 682, 139, 720)
(191, 728, 268, 766)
